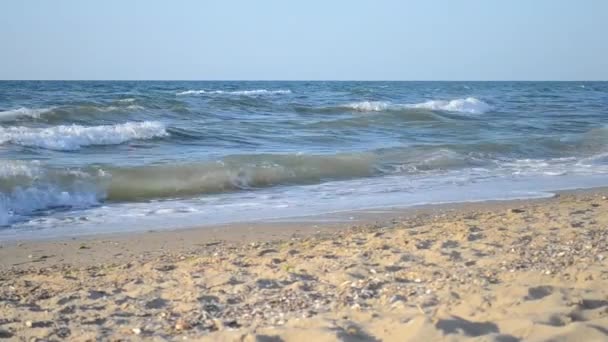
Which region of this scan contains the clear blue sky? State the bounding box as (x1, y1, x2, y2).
(1, 0, 606, 80)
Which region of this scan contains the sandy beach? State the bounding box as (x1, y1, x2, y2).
(1, 189, 608, 341)
(3, 0, 607, 340)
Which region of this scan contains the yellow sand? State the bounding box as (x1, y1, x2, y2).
(1, 191, 607, 341)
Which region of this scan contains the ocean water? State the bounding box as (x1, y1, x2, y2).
(1, 81, 608, 239)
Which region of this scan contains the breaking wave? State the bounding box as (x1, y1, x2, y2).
(409, 97, 492, 114)
(4, 138, 608, 226)
(341, 97, 492, 114)
(0, 121, 168, 151)
(0, 148, 491, 207)
(341, 101, 393, 112)
(0, 161, 102, 226)
(0, 185, 100, 226)
(0, 154, 375, 224)
(176, 89, 292, 96)
(0, 107, 56, 120)
(0, 104, 145, 122)
(104, 153, 376, 201)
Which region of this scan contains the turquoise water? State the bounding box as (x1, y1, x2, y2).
(1, 81, 607, 238)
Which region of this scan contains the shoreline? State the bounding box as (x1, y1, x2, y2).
(0, 189, 558, 268)
(1, 187, 608, 340)
(5, 172, 608, 243)
(1, 186, 605, 269)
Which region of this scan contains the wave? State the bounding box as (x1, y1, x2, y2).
(305, 111, 443, 129)
(340, 97, 492, 114)
(0, 153, 375, 224)
(105, 153, 376, 201)
(0, 160, 42, 179)
(0, 148, 485, 205)
(0, 161, 102, 226)
(0, 104, 145, 122)
(341, 101, 393, 112)
(5, 141, 608, 225)
(0, 121, 168, 151)
(176, 89, 292, 96)
(0, 184, 100, 226)
(0, 107, 56, 120)
(88, 104, 144, 112)
(116, 98, 136, 103)
(0, 153, 377, 202)
(410, 97, 492, 114)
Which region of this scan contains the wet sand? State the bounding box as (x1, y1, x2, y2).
(1, 189, 608, 341)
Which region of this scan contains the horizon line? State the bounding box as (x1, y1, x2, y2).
(1, 79, 606, 82)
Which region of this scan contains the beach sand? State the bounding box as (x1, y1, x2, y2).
(1, 190, 608, 341)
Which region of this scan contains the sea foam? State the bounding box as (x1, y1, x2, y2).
(0, 184, 100, 226)
(0, 160, 102, 226)
(0, 104, 145, 122)
(0, 160, 42, 179)
(91, 104, 145, 112)
(0, 121, 168, 151)
(342, 97, 492, 114)
(342, 101, 393, 112)
(0, 107, 55, 121)
(410, 97, 492, 114)
(176, 89, 292, 96)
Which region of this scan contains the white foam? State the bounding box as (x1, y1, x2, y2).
(176, 89, 292, 96)
(409, 97, 492, 114)
(0, 104, 145, 121)
(578, 152, 608, 166)
(0, 160, 41, 179)
(0, 160, 105, 226)
(0, 107, 55, 121)
(0, 121, 168, 151)
(94, 105, 145, 112)
(498, 156, 608, 177)
(342, 101, 392, 111)
(0, 185, 100, 226)
(342, 97, 492, 114)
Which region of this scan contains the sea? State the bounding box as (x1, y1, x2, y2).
(1, 81, 607, 240)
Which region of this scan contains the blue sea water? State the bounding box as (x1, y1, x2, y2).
(1, 81, 607, 239)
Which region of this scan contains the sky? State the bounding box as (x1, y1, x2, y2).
(1, 0, 607, 81)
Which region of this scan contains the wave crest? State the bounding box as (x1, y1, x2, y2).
(106, 153, 375, 201)
(0, 185, 100, 226)
(410, 97, 492, 114)
(0, 107, 55, 120)
(89, 104, 144, 112)
(0, 160, 42, 179)
(341, 101, 393, 111)
(0, 152, 376, 224)
(0, 104, 145, 122)
(341, 97, 492, 114)
(0, 121, 168, 151)
(0, 161, 102, 226)
(176, 89, 292, 96)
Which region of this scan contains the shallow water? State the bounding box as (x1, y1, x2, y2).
(1, 81, 607, 239)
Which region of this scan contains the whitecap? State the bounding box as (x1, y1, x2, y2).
(116, 98, 136, 103)
(341, 97, 492, 114)
(93, 104, 145, 112)
(0, 107, 55, 121)
(0, 160, 106, 226)
(0, 185, 100, 226)
(341, 101, 392, 111)
(409, 97, 492, 114)
(176, 89, 292, 96)
(0, 121, 168, 151)
(0, 160, 42, 179)
(0, 103, 145, 121)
